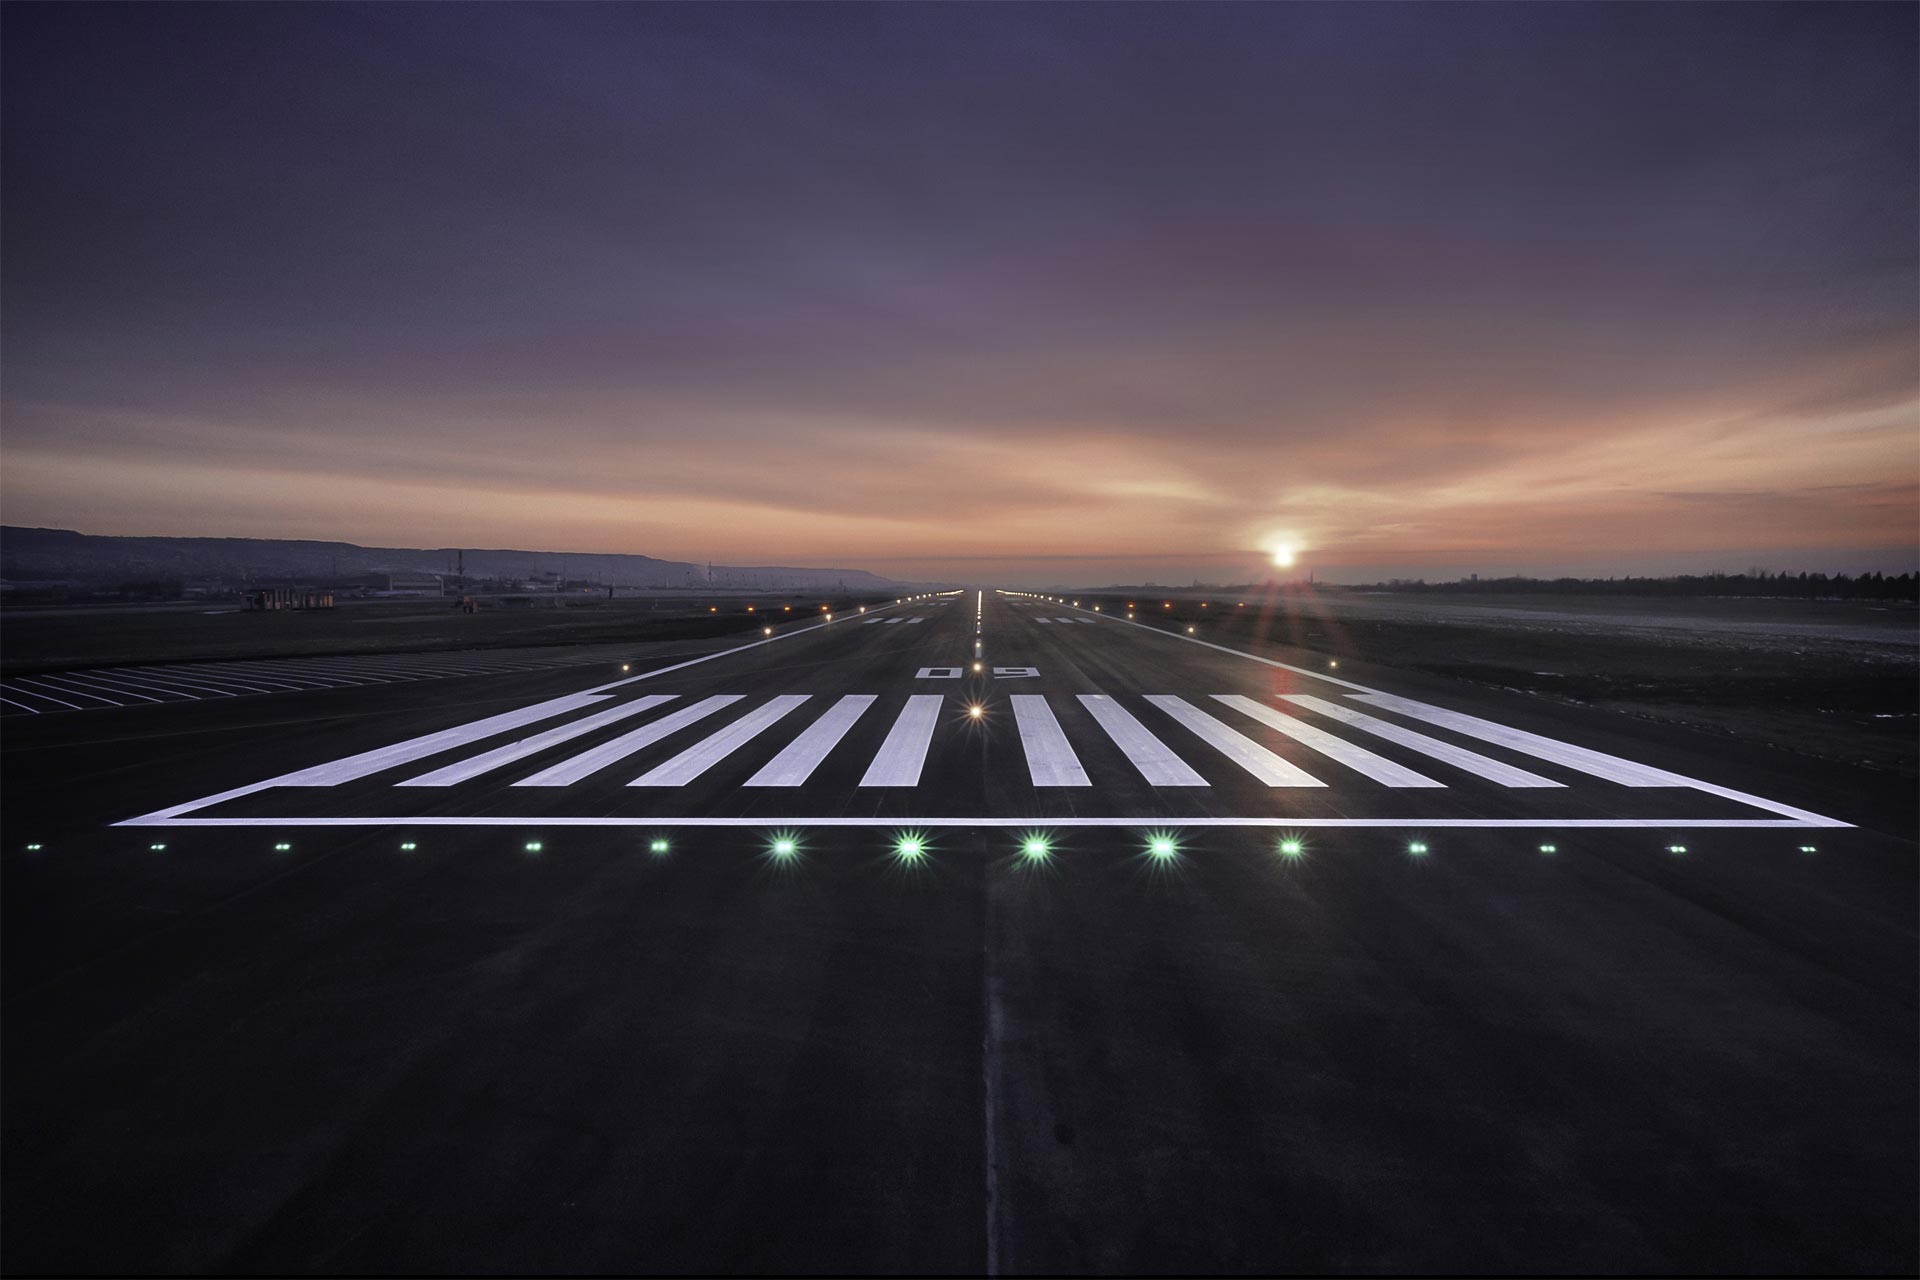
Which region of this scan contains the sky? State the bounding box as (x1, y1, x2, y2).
(3, 3, 1915, 587)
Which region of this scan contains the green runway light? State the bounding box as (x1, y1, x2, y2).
(149, 843, 167, 851)
(1538, 843, 1558, 854)
(1407, 841, 1429, 856)
(894, 832, 927, 861)
(769, 835, 799, 860)
(1798, 844, 1817, 853)
(1020, 834, 1051, 862)
(524, 841, 543, 854)
(400, 842, 418, 852)
(274, 842, 292, 852)
(649, 838, 670, 854)
(1147, 833, 1178, 860)
(1277, 838, 1304, 859)
(25, 843, 43, 851)
(1666, 844, 1687, 855)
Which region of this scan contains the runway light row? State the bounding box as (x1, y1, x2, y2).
(62, 836, 1818, 861)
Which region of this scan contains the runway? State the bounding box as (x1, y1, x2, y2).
(3, 588, 1913, 1272)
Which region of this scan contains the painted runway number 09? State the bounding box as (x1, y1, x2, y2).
(915, 666, 1040, 679)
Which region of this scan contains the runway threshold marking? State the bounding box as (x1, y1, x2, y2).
(859, 694, 944, 786)
(1145, 695, 1327, 787)
(1078, 694, 1210, 786)
(1281, 696, 1562, 787)
(515, 695, 743, 786)
(746, 694, 877, 786)
(1011, 694, 1091, 787)
(401, 695, 678, 786)
(115, 593, 1853, 829)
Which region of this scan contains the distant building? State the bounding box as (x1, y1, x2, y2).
(245, 586, 333, 611)
(372, 572, 443, 596)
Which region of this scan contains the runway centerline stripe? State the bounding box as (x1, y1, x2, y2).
(1348, 692, 1696, 787)
(746, 694, 877, 786)
(515, 695, 743, 787)
(860, 694, 944, 786)
(1077, 695, 1210, 786)
(399, 695, 679, 786)
(1213, 695, 1445, 788)
(631, 695, 811, 787)
(1145, 695, 1326, 787)
(1011, 695, 1091, 786)
(279, 691, 613, 786)
(1281, 695, 1564, 788)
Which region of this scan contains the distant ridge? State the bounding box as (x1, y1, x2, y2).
(0, 527, 909, 591)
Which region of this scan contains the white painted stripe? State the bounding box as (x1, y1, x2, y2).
(0, 693, 43, 713)
(907, 617, 925, 624)
(860, 694, 944, 786)
(631, 695, 811, 786)
(863, 618, 885, 624)
(1078, 695, 1209, 786)
(1348, 693, 1696, 787)
(884, 618, 904, 625)
(400, 695, 678, 786)
(1053, 617, 1076, 624)
(126, 815, 1847, 830)
(1077, 618, 1096, 624)
(1281, 695, 1564, 788)
(1213, 695, 1444, 788)
(276, 692, 612, 786)
(119, 666, 289, 694)
(515, 695, 743, 786)
(21, 676, 123, 706)
(3, 683, 82, 711)
(746, 694, 877, 786)
(48, 672, 166, 703)
(1011, 695, 1091, 787)
(1035, 617, 1052, 624)
(1145, 695, 1326, 786)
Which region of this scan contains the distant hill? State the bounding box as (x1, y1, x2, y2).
(0, 527, 909, 592)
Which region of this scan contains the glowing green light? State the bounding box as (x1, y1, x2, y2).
(1798, 844, 1817, 854)
(894, 832, 927, 861)
(524, 841, 543, 853)
(648, 838, 670, 854)
(1147, 834, 1178, 860)
(149, 843, 167, 851)
(400, 841, 418, 851)
(25, 843, 43, 851)
(1020, 835, 1051, 861)
(1277, 838, 1304, 859)
(769, 836, 798, 859)
(1407, 841, 1429, 856)
(1666, 844, 1687, 854)
(1538, 843, 1557, 854)
(274, 842, 292, 852)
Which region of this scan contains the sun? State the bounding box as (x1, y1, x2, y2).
(1270, 544, 1297, 569)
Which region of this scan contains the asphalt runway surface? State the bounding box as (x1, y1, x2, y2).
(4, 590, 1915, 1273)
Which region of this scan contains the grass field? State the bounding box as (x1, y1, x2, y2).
(0, 592, 895, 674)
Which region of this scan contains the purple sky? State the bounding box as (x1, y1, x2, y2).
(3, 3, 1914, 585)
